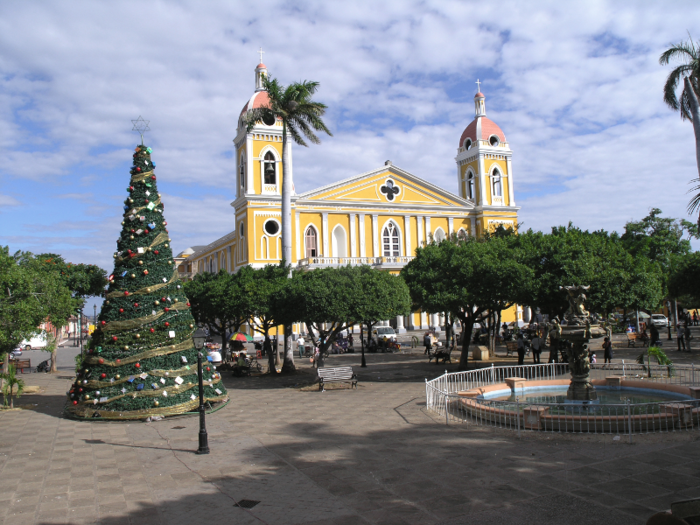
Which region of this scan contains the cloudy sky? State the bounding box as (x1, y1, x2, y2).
(1, 0, 699, 286)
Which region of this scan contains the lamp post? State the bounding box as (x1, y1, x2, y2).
(666, 301, 673, 340)
(93, 304, 97, 328)
(192, 328, 210, 455)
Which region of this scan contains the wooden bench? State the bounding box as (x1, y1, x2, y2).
(13, 359, 31, 373)
(429, 347, 453, 364)
(317, 366, 357, 392)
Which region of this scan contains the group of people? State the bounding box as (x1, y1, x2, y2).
(676, 322, 693, 352)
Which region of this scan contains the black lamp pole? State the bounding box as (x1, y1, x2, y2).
(667, 301, 673, 340)
(193, 328, 210, 455)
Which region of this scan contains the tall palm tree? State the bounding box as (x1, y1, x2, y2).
(242, 75, 332, 372)
(660, 36, 700, 215)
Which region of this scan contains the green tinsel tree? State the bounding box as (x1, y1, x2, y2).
(65, 144, 228, 420)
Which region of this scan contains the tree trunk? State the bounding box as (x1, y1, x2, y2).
(360, 323, 366, 367)
(264, 334, 275, 373)
(684, 77, 700, 181)
(281, 324, 296, 373)
(281, 122, 292, 265)
(458, 317, 475, 370)
(51, 349, 58, 373)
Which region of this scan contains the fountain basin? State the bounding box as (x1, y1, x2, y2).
(457, 378, 700, 432)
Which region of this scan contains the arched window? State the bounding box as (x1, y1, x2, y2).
(464, 138, 472, 150)
(382, 222, 400, 256)
(239, 154, 246, 190)
(467, 172, 475, 200)
(457, 228, 468, 241)
(264, 151, 276, 185)
(434, 227, 446, 243)
(305, 227, 318, 258)
(492, 169, 502, 197)
(332, 226, 347, 258)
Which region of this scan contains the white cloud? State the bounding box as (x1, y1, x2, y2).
(0, 0, 699, 268)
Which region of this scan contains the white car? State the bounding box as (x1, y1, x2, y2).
(19, 333, 49, 351)
(373, 326, 397, 341)
(651, 314, 669, 328)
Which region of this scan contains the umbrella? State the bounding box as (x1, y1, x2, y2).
(230, 332, 253, 342)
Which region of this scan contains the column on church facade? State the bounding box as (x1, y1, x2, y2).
(295, 211, 301, 261)
(448, 217, 454, 236)
(506, 156, 515, 206)
(523, 307, 531, 323)
(322, 212, 329, 257)
(359, 213, 367, 258)
(425, 217, 432, 243)
(371, 214, 379, 257)
(470, 216, 476, 237)
(404, 215, 411, 257)
(350, 213, 357, 258)
(396, 316, 406, 334)
(416, 216, 424, 248)
(478, 154, 487, 205)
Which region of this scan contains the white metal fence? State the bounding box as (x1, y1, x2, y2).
(425, 362, 700, 436)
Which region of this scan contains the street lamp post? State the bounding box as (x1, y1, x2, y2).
(93, 304, 97, 328)
(192, 328, 210, 455)
(666, 301, 673, 340)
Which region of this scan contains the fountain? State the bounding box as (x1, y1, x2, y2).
(558, 285, 605, 403)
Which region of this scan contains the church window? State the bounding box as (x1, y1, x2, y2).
(264, 219, 280, 236)
(464, 138, 472, 150)
(489, 135, 500, 147)
(382, 222, 400, 256)
(457, 228, 468, 240)
(264, 151, 276, 184)
(305, 227, 318, 258)
(433, 227, 446, 243)
(467, 172, 475, 200)
(492, 169, 502, 197)
(239, 154, 246, 189)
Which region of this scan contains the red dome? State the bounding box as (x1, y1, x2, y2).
(240, 90, 271, 117)
(458, 116, 506, 148)
(256, 62, 267, 69)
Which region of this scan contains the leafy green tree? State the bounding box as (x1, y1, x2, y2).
(402, 236, 533, 369)
(669, 251, 700, 306)
(0, 247, 75, 359)
(660, 35, 700, 199)
(246, 264, 290, 373)
(184, 268, 254, 353)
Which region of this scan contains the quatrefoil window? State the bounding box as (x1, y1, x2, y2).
(380, 179, 400, 201)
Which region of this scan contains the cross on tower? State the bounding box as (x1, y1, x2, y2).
(258, 47, 265, 64)
(475, 79, 481, 93)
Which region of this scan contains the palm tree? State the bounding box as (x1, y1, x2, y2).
(242, 75, 332, 372)
(1, 363, 25, 409)
(659, 36, 700, 215)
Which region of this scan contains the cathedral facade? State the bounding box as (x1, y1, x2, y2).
(177, 62, 522, 331)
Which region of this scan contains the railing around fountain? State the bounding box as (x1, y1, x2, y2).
(425, 362, 700, 436)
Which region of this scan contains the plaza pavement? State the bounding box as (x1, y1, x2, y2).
(2, 337, 700, 524)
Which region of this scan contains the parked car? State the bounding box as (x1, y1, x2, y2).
(19, 333, 48, 351)
(9, 348, 22, 359)
(651, 314, 669, 328)
(372, 326, 397, 343)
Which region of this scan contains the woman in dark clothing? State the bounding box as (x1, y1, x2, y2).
(602, 337, 613, 366)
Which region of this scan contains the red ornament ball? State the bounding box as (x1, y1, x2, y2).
(73, 400, 78, 405)
(100, 373, 106, 379)
(98, 358, 104, 364)
(164, 322, 169, 327)
(164, 307, 170, 312)
(130, 229, 135, 233)
(150, 328, 155, 333)
(151, 175, 156, 180)
(135, 363, 141, 368)
(79, 388, 83, 393)
(124, 291, 130, 296)
(144, 229, 149, 234)
(136, 167, 141, 172)
(119, 308, 124, 313)
(164, 221, 168, 226)
(129, 186, 134, 191)
(206, 366, 211, 372)
(154, 250, 159, 255)
(145, 199, 149, 203)
(143, 270, 148, 275)
(116, 359, 121, 364)
(101, 321, 106, 326)
(134, 303, 139, 307)
(186, 302, 191, 307)
(161, 297, 166, 302)
(112, 336, 118, 342)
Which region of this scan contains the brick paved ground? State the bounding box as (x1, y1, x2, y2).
(2, 338, 700, 524)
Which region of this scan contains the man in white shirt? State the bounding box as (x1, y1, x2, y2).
(297, 336, 306, 358)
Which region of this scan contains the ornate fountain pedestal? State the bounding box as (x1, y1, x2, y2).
(562, 326, 598, 402)
(557, 285, 606, 403)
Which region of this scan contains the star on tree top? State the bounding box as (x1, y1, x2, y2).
(131, 116, 150, 145)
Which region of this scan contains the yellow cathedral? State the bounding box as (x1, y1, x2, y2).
(176, 62, 523, 333)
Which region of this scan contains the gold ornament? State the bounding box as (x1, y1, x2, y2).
(130, 235, 134, 240)
(123, 345, 129, 351)
(155, 301, 160, 306)
(165, 243, 169, 247)
(154, 400, 159, 406)
(168, 260, 172, 265)
(146, 288, 151, 292)
(85, 395, 90, 400)
(174, 298, 179, 303)
(138, 260, 143, 266)
(135, 334, 140, 339)
(128, 198, 134, 203)
(130, 274, 136, 278)
(121, 221, 125, 225)
(189, 324, 194, 328)
(105, 301, 110, 305)
(116, 375, 121, 379)
(113, 254, 117, 258)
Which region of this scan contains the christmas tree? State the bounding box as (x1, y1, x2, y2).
(65, 140, 228, 420)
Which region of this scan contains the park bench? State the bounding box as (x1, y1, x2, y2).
(14, 359, 31, 374)
(506, 341, 517, 357)
(429, 347, 453, 364)
(627, 333, 649, 348)
(317, 366, 358, 392)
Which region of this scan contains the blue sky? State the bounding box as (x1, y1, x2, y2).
(1, 1, 699, 313)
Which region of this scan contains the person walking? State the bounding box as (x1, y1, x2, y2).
(649, 322, 660, 347)
(531, 333, 542, 364)
(516, 333, 525, 365)
(685, 323, 692, 352)
(602, 337, 613, 366)
(424, 332, 432, 355)
(677, 324, 686, 352)
(297, 336, 306, 358)
(693, 311, 698, 326)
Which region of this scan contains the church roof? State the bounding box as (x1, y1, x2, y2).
(458, 116, 506, 147)
(240, 90, 271, 117)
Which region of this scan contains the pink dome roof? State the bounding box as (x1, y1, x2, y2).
(256, 62, 267, 69)
(474, 92, 484, 97)
(458, 116, 506, 147)
(240, 90, 271, 117)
